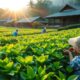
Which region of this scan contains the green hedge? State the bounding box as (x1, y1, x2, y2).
(58, 24, 80, 31)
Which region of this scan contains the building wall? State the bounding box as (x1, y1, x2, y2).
(62, 16, 80, 26)
(47, 15, 80, 26)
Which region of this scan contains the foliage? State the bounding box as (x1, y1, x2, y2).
(0, 27, 79, 79)
(58, 24, 80, 31)
(32, 21, 42, 27)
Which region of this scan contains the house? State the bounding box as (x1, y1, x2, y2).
(4, 18, 16, 27)
(46, 4, 80, 26)
(0, 18, 13, 26)
(16, 16, 48, 27)
(5, 18, 13, 23)
(0, 20, 7, 26)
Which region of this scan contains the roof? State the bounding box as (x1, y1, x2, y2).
(60, 3, 80, 10)
(0, 18, 13, 23)
(17, 16, 40, 23)
(46, 9, 80, 18)
(46, 3, 80, 18)
(6, 18, 13, 23)
(0, 20, 7, 22)
(60, 4, 76, 12)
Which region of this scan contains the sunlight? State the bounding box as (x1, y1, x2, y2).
(0, 0, 37, 19)
(0, 0, 30, 11)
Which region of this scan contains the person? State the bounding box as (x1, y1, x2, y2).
(41, 26, 46, 33)
(64, 36, 80, 80)
(12, 29, 18, 36)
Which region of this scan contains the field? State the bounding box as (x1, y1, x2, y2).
(0, 26, 79, 80)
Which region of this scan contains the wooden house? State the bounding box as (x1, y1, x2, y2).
(46, 4, 80, 26)
(16, 16, 48, 27)
(0, 18, 13, 26)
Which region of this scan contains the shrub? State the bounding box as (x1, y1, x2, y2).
(32, 21, 42, 28)
(58, 24, 80, 31)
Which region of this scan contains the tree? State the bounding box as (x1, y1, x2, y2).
(0, 8, 6, 19)
(28, 0, 53, 17)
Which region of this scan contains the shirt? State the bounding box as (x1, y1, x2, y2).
(70, 56, 80, 70)
(12, 32, 18, 36)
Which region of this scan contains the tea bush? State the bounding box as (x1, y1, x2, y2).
(0, 27, 79, 80)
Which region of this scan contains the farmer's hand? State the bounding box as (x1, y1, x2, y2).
(63, 49, 71, 55)
(69, 47, 74, 52)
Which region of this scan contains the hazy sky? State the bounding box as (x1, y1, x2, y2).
(0, 0, 38, 11)
(0, 0, 65, 9)
(0, 0, 59, 9)
(0, 0, 32, 9)
(0, 0, 68, 10)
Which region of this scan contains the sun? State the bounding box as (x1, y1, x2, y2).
(7, 0, 29, 11)
(1, 0, 30, 12)
(0, 0, 37, 19)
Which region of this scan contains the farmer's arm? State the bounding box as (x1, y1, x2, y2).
(68, 51, 74, 62)
(64, 50, 74, 62)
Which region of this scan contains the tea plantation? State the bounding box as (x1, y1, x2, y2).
(0, 27, 79, 80)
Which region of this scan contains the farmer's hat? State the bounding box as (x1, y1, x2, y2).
(68, 36, 80, 47)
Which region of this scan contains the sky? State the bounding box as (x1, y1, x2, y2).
(0, 0, 27, 7)
(0, 0, 38, 11)
(0, 0, 66, 11)
(0, 0, 61, 10)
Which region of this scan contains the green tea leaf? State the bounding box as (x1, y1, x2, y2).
(25, 56, 33, 64)
(67, 75, 79, 80)
(27, 66, 35, 79)
(59, 71, 66, 80)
